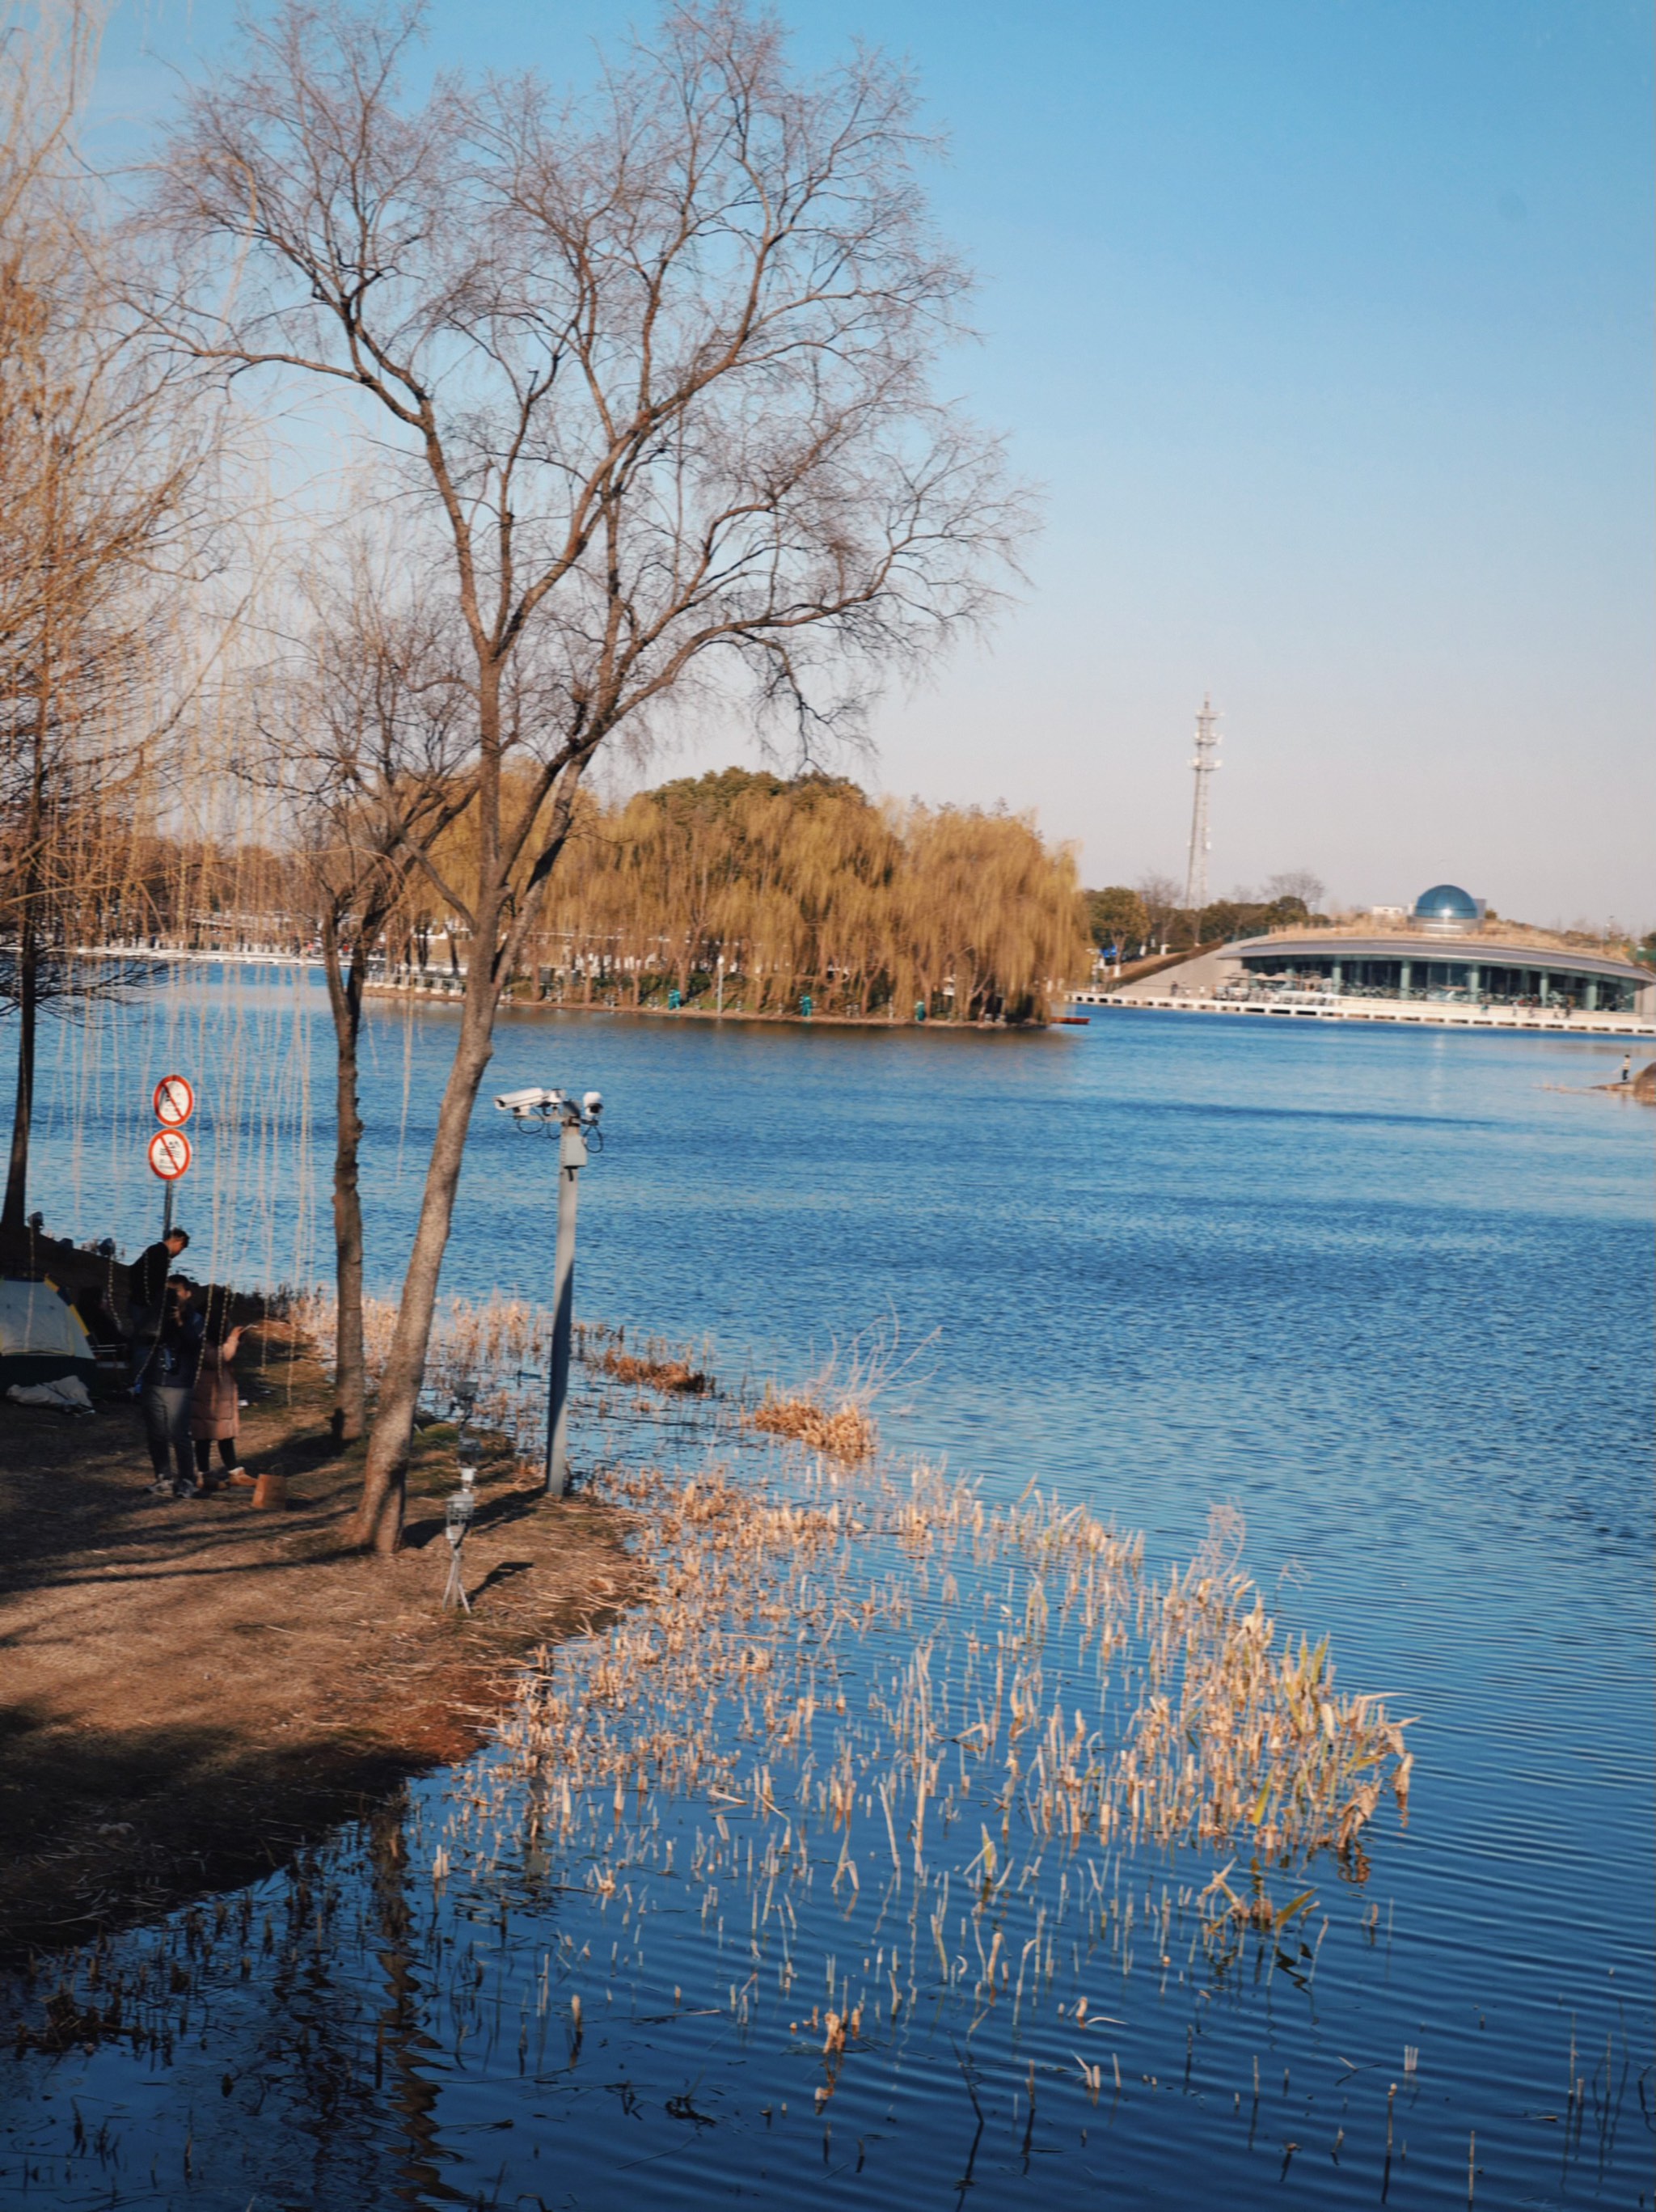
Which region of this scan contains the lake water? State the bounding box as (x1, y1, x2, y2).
(2, 979, 1651, 2208)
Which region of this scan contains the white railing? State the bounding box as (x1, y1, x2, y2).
(1068, 989, 1655, 1038)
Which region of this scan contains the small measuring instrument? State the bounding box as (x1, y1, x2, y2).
(441, 1469, 477, 1612)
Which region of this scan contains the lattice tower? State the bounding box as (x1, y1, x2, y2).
(1181, 695, 1222, 911)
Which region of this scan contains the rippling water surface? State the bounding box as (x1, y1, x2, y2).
(2, 983, 1650, 2208)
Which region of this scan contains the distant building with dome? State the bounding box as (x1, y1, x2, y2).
(1412, 882, 1482, 930)
(1078, 883, 1655, 1035)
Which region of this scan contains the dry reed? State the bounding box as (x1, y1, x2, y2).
(274, 1285, 1414, 2079)
(594, 1345, 712, 1395)
(746, 1393, 878, 1460)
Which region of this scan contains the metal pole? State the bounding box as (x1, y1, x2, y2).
(162, 1178, 174, 1241)
(544, 1116, 586, 1497)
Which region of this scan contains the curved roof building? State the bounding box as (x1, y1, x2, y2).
(1089, 886, 1655, 1035)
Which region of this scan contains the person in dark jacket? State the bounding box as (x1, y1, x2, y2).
(141, 1277, 202, 1496)
(129, 1229, 189, 1352)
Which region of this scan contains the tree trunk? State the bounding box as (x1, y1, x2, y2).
(349, 991, 496, 1551)
(1, 920, 37, 1240)
(320, 910, 370, 1441)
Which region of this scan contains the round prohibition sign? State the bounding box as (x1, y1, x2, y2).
(148, 1128, 192, 1181)
(153, 1074, 194, 1127)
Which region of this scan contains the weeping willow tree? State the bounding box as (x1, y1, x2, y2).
(0, 0, 218, 1239)
(430, 767, 1086, 1021)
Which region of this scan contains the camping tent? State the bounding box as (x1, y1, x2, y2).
(0, 1277, 98, 1390)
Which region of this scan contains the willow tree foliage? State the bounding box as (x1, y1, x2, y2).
(430, 768, 1087, 1021)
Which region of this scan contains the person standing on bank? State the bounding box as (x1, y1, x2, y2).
(141, 1276, 201, 1497)
(129, 1228, 188, 1351)
(190, 1293, 250, 1493)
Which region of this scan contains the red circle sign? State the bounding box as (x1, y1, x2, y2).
(153, 1075, 194, 1127)
(154, 1079, 193, 1132)
(148, 1128, 192, 1181)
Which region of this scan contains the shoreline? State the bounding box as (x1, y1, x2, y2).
(0, 1329, 637, 1963)
(73, 945, 1076, 1030)
(488, 996, 1062, 1031)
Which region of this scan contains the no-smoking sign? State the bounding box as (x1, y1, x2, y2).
(153, 1075, 194, 1127)
(148, 1128, 192, 1181)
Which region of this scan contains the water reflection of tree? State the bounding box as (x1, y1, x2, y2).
(226, 1840, 399, 2206)
(368, 1789, 463, 2207)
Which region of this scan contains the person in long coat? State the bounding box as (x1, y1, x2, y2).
(189, 1302, 250, 1494)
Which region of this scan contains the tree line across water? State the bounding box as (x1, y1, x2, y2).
(4, 764, 1087, 1029)
(1081, 875, 1327, 962)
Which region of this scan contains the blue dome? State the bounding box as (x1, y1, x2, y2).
(1413, 883, 1479, 921)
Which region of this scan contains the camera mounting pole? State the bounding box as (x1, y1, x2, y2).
(494, 1086, 604, 1498)
(545, 1111, 586, 1498)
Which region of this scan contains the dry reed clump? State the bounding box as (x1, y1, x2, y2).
(416, 1440, 1414, 2064)
(276, 1289, 1411, 2040)
(746, 1394, 877, 1461)
(285, 1292, 1410, 1889)
(594, 1347, 712, 1396)
(294, 1295, 720, 1448)
(742, 1319, 928, 1463)
(467, 1455, 1411, 1957)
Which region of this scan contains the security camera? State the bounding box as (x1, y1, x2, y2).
(582, 1091, 603, 1119)
(495, 1085, 564, 1115)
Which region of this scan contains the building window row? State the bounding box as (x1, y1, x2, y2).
(1232, 956, 1636, 1014)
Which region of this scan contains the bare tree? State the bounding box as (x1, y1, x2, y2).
(258, 560, 475, 1439)
(1134, 873, 1182, 952)
(149, 0, 1029, 1549)
(1265, 869, 1326, 915)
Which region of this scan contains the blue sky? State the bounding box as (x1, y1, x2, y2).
(94, 1, 1654, 924)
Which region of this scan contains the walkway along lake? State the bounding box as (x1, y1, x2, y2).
(1, 979, 1650, 2206)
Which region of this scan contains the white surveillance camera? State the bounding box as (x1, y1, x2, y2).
(495, 1085, 562, 1114)
(582, 1090, 603, 1119)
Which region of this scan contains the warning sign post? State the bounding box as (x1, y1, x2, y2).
(147, 1076, 195, 1237)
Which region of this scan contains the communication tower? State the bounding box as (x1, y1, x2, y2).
(1181, 695, 1222, 911)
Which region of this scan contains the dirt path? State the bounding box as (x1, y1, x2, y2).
(0, 1332, 638, 1960)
